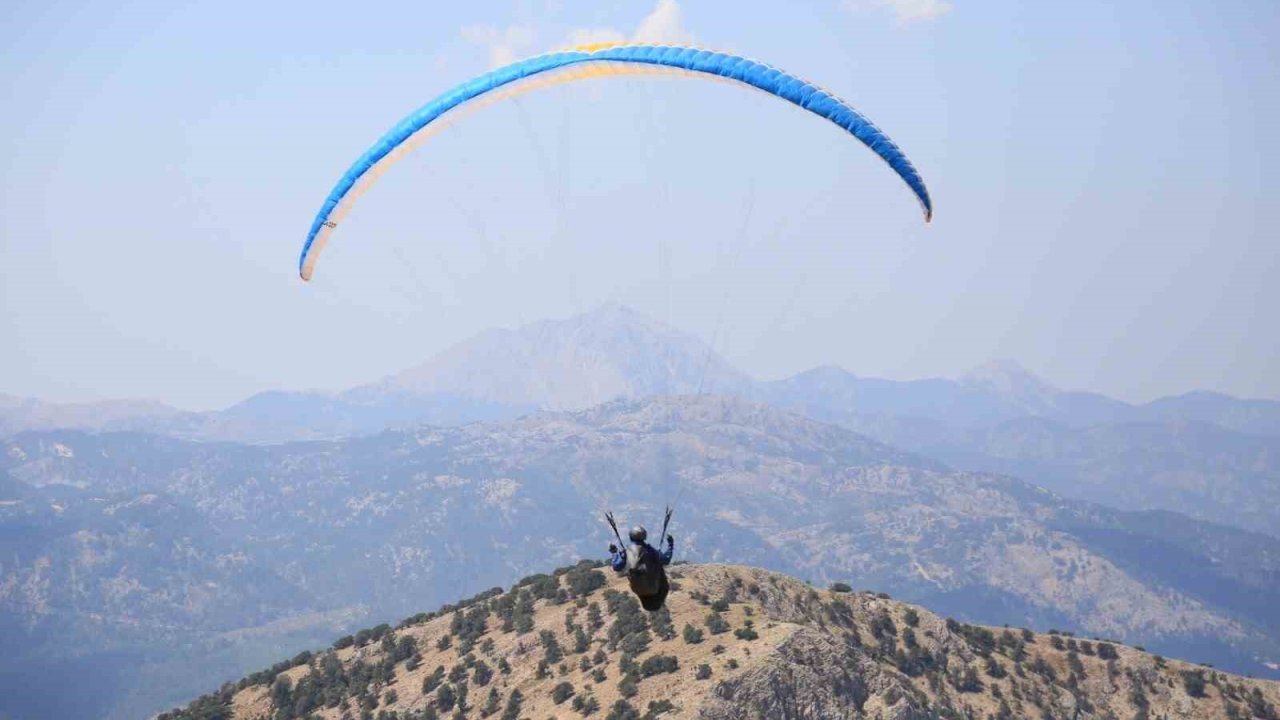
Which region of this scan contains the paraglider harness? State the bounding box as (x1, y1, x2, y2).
(606, 507, 673, 611)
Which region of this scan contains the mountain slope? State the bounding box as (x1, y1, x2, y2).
(163, 563, 1280, 720)
(764, 364, 1280, 537)
(912, 417, 1280, 537)
(0, 473, 350, 720)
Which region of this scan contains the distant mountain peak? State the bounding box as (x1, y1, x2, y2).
(963, 357, 1046, 384)
(962, 358, 1059, 401)
(582, 300, 649, 320)
(557, 302, 688, 337)
(793, 364, 857, 381)
(359, 304, 753, 411)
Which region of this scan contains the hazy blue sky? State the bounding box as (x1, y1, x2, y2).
(2, 0, 1276, 409)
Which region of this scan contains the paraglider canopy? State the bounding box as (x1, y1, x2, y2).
(298, 43, 933, 281)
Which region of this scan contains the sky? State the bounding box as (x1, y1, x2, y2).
(1, 0, 1277, 409)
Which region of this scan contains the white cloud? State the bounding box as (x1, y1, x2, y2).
(563, 0, 693, 50)
(632, 0, 692, 44)
(461, 24, 537, 69)
(564, 27, 627, 47)
(844, 0, 952, 24)
(468, 0, 695, 69)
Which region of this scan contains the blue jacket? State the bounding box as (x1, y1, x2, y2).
(611, 539, 673, 572)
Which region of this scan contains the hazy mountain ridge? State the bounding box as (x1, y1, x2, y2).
(8, 308, 1277, 531)
(1139, 391, 1280, 437)
(5, 306, 1277, 444)
(765, 363, 1280, 437)
(4, 396, 1280, 718)
(0, 393, 188, 437)
(164, 563, 1280, 720)
(4, 308, 1278, 539)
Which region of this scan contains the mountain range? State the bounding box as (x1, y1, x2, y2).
(5, 304, 1278, 536)
(4, 396, 1280, 719)
(8, 305, 1277, 443)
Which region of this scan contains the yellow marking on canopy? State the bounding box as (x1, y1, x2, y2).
(563, 41, 719, 54)
(568, 41, 630, 53)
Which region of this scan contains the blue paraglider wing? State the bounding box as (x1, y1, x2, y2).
(300, 44, 933, 280)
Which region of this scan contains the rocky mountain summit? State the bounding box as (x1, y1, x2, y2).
(361, 303, 755, 409)
(164, 563, 1280, 720)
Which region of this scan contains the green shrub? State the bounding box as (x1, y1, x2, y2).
(552, 682, 575, 704)
(574, 693, 600, 716)
(649, 607, 676, 641)
(500, 689, 523, 720)
(704, 613, 729, 635)
(984, 656, 1007, 679)
(1182, 670, 1208, 698)
(957, 667, 983, 693)
(618, 674, 638, 698)
(645, 699, 676, 718)
(605, 699, 640, 720)
(436, 684, 456, 712)
(566, 566, 607, 597)
(540, 629, 564, 664)
(640, 655, 678, 677)
(619, 631, 651, 657)
(422, 666, 445, 694)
